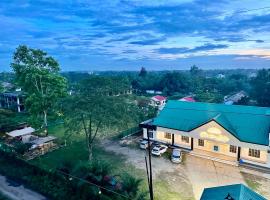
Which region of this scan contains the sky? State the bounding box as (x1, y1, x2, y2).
(0, 0, 270, 71)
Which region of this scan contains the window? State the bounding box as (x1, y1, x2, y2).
(229, 145, 237, 153)
(249, 149, 260, 158)
(147, 130, 153, 138)
(181, 136, 189, 143)
(164, 132, 171, 139)
(198, 139, 204, 146)
(213, 145, 219, 152)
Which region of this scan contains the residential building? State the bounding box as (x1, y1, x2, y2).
(140, 100, 270, 168)
(179, 96, 196, 102)
(224, 91, 247, 105)
(150, 95, 167, 108)
(0, 92, 25, 112)
(200, 184, 266, 200)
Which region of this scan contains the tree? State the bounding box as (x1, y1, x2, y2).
(0, 83, 3, 92)
(250, 69, 270, 106)
(160, 72, 190, 95)
(189, 65, 202, 77)
(138, 67, 147, 77)
(63, 76, 140, 161)
(11, 45, 67, 134)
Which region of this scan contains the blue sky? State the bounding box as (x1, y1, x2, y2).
(0, 0, 270, 71)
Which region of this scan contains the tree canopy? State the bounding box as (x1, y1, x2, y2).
(11, 45, 67, 133)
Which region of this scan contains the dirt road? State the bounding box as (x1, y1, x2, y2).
(0, 175, 47, 200)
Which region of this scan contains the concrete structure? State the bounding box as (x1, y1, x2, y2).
(0, 92, 25, 112)
(140, 101, 270, 168)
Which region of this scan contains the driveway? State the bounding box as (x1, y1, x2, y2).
(102, 139, 247, 200)
(184, 155, 245, 199)
(0, 175, 47, 200)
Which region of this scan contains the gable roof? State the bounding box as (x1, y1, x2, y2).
(200, 184, 266, 200)
(151, 95, 166, 101)
(152, 100, 270, 146)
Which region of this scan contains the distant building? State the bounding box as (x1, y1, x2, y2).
(224, 91, 247, 105)
(146, 90, 162, 95)
(200, 184, 266, 200)
(0, 92, 25, 112)
(179, 96, 196, 102)
(216, 74, 225, 79)
(150, 95, 167, 107)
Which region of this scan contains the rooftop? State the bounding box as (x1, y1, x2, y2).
(200, 184, 266, 200)
(153, 100, 270, 145)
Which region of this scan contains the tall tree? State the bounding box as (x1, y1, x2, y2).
(63, 76, 140, 161)
(139, 67, 147, 77)
(11, 45, 67, 134)
(251, 69, 270, 106)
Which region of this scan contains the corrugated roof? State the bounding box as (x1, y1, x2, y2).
(152, 101, 270, 145)
(200, 184, 266, 200)
(7, 127, 35, 137)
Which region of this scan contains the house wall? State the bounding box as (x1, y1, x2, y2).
(193, 139, 238, 159)
(174, 134, 192, 149)
(241, 148, 268, 164)
(155, 131, 172, 145)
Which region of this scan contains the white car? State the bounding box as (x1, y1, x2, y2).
(139, 140, 153, 149)
(171, 148, 182, 163)
(151, 144, 168, 156)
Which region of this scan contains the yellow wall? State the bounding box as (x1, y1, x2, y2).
(155, 131, 172, 144)
(193, 139, 238, 158)
(241, 148, 268, 163)
(174, 134, 191, 149)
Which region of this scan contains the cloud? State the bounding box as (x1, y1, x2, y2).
(157, 43, 228, 54)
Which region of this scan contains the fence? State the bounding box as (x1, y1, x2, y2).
(116, 126, 142, 139)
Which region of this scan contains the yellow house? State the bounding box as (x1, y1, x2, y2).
(140, 100, 270, 167)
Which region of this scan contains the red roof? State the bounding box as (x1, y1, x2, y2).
(179, 96, 196, 102)
(152, 95, 167, 101)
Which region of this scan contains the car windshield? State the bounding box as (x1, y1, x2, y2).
(172, 155, 180, 158)
(153, 149, 159, 152)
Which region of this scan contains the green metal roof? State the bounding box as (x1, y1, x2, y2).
(200, 184, 266, 200)
(153, 100, 270, 145)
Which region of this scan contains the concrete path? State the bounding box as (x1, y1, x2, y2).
(0, 175, 47, 200)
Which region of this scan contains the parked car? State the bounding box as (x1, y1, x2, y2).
(139, 140, 152, 149)
(151, 144, 168, 156)
(171, 148, 182, 163)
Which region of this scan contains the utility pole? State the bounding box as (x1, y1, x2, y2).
(146, 128, 154, 200)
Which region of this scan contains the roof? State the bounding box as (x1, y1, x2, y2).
(200, 184, 266, 200)
(152, 100, 270, 145)
(31, 136, 57, 145)
(179, 96, 196, 102)
(7, 127, 35, 137)
(151, 95, 166, 101)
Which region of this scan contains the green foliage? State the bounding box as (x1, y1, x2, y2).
(63, 76, 143, 160)
(250, 69, 270, 106)
(11, 45, 67, 131)
(13, 142, 32, 155)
